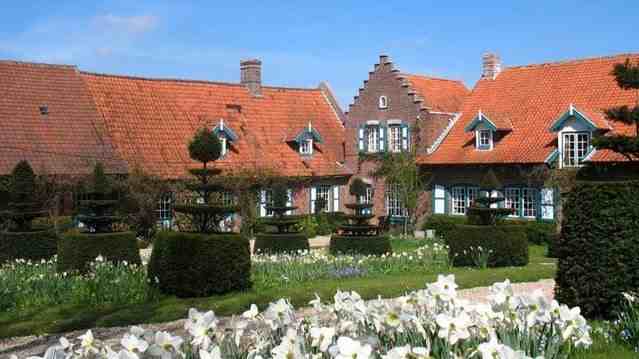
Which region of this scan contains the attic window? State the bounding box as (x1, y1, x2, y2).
(378, 96, 388, 109)
(39, 105, 49, 116)
(300, 138, 313, 155)
(476, 129, 493, 150)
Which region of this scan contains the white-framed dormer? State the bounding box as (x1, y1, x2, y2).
(475, 128, 493, 150)
(465, 110, 502, 151)
(549, 104, 601, 169)
(212, 118, 239, 158)
(378, 95, 388, 109)
(293, 121, 322, 157)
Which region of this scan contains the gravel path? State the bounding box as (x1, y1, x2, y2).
(0, 279, 555, 358)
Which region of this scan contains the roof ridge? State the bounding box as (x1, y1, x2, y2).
(401, 73, 464, 83)
(80, 71, 321, 92)
(505, 52, 639, 71)
(0, 59, 77, 70)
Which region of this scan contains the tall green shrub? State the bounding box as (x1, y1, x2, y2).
(555, 181, 639, 319)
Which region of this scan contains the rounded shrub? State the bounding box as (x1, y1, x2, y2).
(57, 231, 141, 272)
(447, 224, 529, 267)
(329, 235, 392, 256)
(422, 215, 467, 239)
(148, 231, 251, 297)
(555, 181, 639, 319)
(254, 232, 309, 254)
(0, 228, 57, 263)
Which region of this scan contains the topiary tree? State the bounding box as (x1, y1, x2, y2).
(173, 128, 237, 233)
(3, 161, 47, 232)
(76, 162, 119, 233)
(592, 58, 639, 161)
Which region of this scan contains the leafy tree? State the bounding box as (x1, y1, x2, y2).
(593, 58, 639, 161)
(371, 151, 427, 236)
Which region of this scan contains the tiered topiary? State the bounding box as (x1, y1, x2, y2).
(329, 178, 391, 255)
(447, 171, 528, 267)
(254, 182, 309, 254)
(148, 128, 251, 297)
(58, 163, 141, 272)
(0, 161, 57, 262)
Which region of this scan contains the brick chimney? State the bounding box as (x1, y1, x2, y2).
(481, 53, 501, 80)
(240, 59, 262, 96)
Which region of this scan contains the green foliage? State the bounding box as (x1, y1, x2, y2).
(349, 177, 369, 197)
(592, 58, 639, 161)
(0, 257, 156, 313)
(148, 231, 251, 297)
(555, 181, 639, 319)
(57, 231, 141, 273)
(271, 182, 289, 208)
(0, 229, 57, 263)
(447, 225, 529, 267)
(329, 235, 392, 256)
(188, 127, 222, 166)
(4, 161, 48, 232)
(254, 233, 309, 254)
(92, 162, 110, 194)
(11, 160, 36, 202)
(613, 292, 639, 352)
(422, 215, 468, 239)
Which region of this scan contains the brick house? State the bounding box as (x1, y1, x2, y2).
(0, 59, 351, 226)
(343, 55, 469, 223)
(418, 53, 639, 223)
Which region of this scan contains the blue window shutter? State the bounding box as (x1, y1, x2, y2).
(379, 125, 386, 152)
(444, 186, 450, 214)
(401, 124, 409, 151)
(358, 125, 366, 152)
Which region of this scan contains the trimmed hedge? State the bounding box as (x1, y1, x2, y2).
(555, 181, 639, 319)
(57, 231, 141, 272)
(0, 228, 57, 263)
(423, 214, 556, 245)
(148, 232, 251, 297)
(447, 225, 529, 267)
(254, 233, 309, 254)
(329, 235, 392, 256)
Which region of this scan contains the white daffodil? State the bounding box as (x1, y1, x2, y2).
(242, 304, 259, 319)
(330, 336, 373, 359)
(436, 312, 471, 344)
(271, 329, 303, 359)
(121, 333, 149, 354)
(310, 326, 336, 352)
(383, 345, 430, 359)
(148, 331, 184, 358)
(428, 274, 458, 302)
(77, 330, 99, 355)
(188, 310, 218, 348)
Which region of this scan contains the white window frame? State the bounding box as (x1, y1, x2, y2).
(219, 136, 228, 157)
(450, 186, 478, 215)
(378, 95, 388, 109)
(504, 188, 521, 217)
(540, 188, 554, 220)
(476, 129, 493, 150)
(386, 183, 407, 217)
(389, 125, 402, 153)
(260, 190, 274, 217)
(300, 138, 313, 155)
(433, 185, 446, 214)
(367, 126, 380, 153)
(522, 188, 538, 219)
(311, 185, 340, 213)
(561, 131, 590, 168)
(157, 193, 173, 228)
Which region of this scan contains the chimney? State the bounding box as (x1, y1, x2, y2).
(240, 59, 262, 96)
(482, 52, 502, 80)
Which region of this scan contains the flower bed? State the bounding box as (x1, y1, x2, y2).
(0, 256, 157, 312)
(22, 275, 591, 359)
(253, 242, 449, 288)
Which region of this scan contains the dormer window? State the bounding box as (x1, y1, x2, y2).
(562, 132, 590, 167)
(476, 129, 493, 150)
(378, 96, 388, 109)
(212, 118, 239, 158)
(300, 138, 313, 155)
(549, 104, 603, 168)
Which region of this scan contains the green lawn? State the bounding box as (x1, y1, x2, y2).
(0, 244, 556, 338)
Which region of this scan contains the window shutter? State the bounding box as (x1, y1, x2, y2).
(433, 185, 446, 214)
(332, 186, 340, 212)
(541, 187, 554, 220)
(310, 187, 317, 214)
(286, 189, 293, 215)
(259, 190, 267, 217)
(444, 186, 450, 214)
(401, 124, 409, 151)
(379, 125, 386, 152)
(358, 125, 365, 152)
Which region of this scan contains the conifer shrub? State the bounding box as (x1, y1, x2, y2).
(148, 231, 251, 297)
(0, 161, 57, 262)
(555, 181, 639, 319)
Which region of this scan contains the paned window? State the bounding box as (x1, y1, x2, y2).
(300, 138, 313, 155)
(389, 125, 402, 152)
(367, 126, 380, 152)
(451, 186, 478, 215)
(315, 185, 331, 212)
(386, 183, 407, 217)
(504, 188, 521, 217)
(157, 193, 173, 229)
(477, 130, 492, 150)
(562, 132, 590, 167)
(522, 188, 538, 218)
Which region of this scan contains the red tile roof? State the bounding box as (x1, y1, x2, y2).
(402, 74, 469, 113)
(419, 53, 639, 165)
(0, 61, 127, 176)
(81, 72, 348, 179)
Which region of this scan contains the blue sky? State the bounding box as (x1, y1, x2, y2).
(1, 1, 638, 107)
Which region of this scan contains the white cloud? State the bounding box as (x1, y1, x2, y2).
(93, 14, 159, 35)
